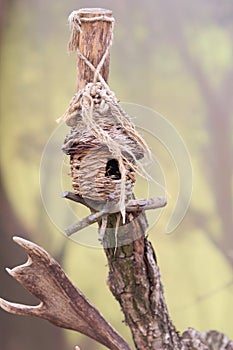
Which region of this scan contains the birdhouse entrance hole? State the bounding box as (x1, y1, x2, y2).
(105, 159, 121, 180)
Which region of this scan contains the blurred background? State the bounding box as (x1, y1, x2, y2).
(0, 0, 232, 349)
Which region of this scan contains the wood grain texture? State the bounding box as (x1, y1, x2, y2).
(104, 217, 181, 349)
(74, 8, 113, 91)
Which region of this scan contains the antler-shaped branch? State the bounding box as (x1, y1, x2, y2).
(0, 237, 131, 350)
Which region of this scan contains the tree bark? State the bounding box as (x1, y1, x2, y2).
(104, 225, 181, 349)
(68, 8, 113, 92)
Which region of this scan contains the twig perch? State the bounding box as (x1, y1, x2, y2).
(63, 191, 167, 236)
(0, 237, 131, 350)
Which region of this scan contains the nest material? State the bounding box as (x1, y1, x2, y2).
(61, 82, 150, 215)
(70, 146, 135, 202)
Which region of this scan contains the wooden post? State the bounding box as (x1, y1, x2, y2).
(72, 8, 181, 349)
(69, 8, 113, 92)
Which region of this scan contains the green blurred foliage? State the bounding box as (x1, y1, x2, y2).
(0, 0, 232, 349)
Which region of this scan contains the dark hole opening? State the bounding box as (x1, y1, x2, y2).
(105, 159, 121, 179)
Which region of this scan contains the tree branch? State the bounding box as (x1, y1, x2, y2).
(63, 191, 167, 236)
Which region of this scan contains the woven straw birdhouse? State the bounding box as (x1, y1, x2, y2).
(62, 82, 150, 214)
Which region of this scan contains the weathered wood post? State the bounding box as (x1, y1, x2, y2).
(68, 8, 113, 91)
(64, 8, 180, 349)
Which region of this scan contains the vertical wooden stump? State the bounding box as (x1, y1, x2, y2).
(69, 8, 113, 92)
(71, 8, 181, 349)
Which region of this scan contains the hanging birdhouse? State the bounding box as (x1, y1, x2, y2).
(62, 82, 149, 214)
(60, 9, 166, 240)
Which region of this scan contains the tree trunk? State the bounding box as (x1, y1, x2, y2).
(104, 216, 181, 349)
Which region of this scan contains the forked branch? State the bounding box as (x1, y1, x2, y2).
(0, 236, 131, 350)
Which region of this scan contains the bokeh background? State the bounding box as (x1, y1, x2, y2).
(0, 0, 232, 349)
